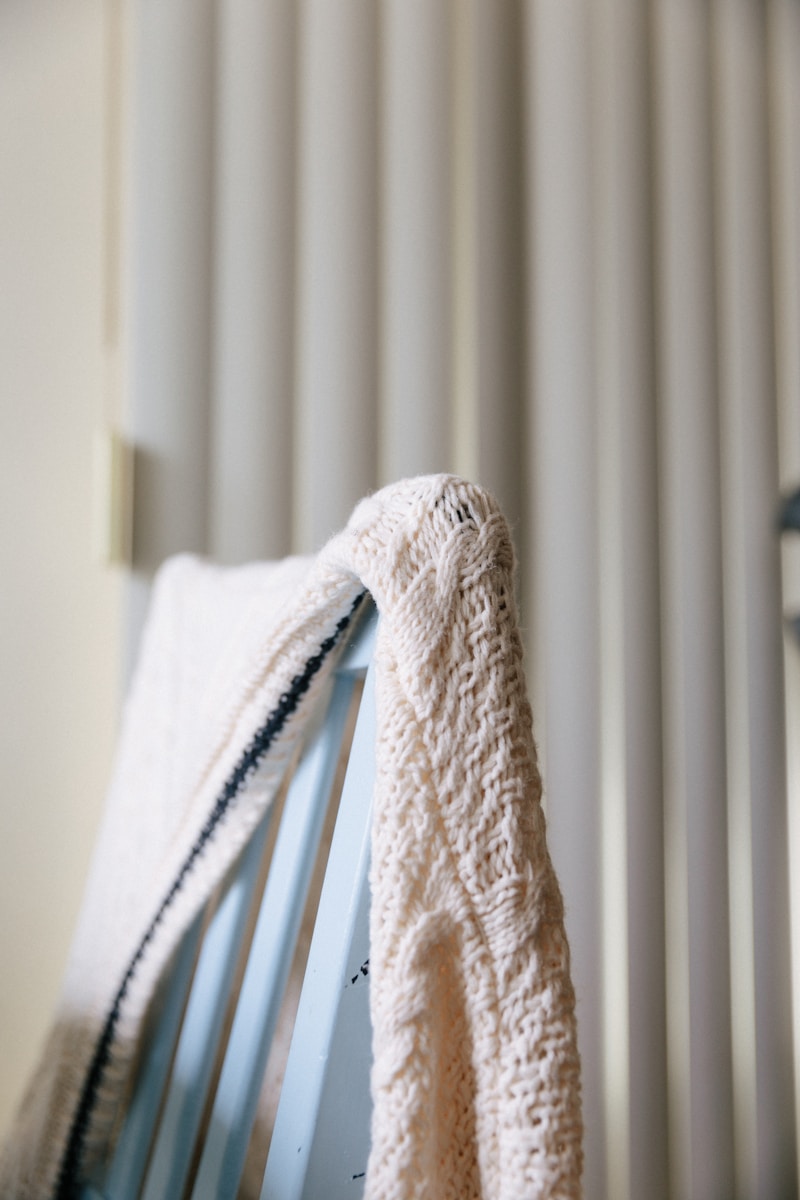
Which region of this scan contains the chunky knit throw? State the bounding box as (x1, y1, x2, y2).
(0, 475, 582, 1199)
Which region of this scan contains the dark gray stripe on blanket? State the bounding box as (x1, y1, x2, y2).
(55, 596, 365, 1200)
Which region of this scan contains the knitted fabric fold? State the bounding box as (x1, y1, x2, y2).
(0, 475, 583, 1199)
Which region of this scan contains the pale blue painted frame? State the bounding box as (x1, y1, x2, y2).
(81, 600, 378, 1200)
(260, 618, 375, 1199)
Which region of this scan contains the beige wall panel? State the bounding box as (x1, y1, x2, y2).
(0, 0, 123, 1137)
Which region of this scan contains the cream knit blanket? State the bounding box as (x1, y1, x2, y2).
(0, 476, 582, 1199)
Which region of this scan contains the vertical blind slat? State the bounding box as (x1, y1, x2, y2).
(591, 1, 667, 1197)
(712, 4, 796, 1196)
(472, 0, 526, 536)
(209, 0, 297, 564)
(768, 0, 800, 496)
(653, 3, 734, 1196)
(127, 0, 215, 655)
(294, 0, 379, 551)
(768, 0, 800, 1177)
(522, 3, 604, 1195)
(379, 0, 453, 484)
(450, 0, 478, 486)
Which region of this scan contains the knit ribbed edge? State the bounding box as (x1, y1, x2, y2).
(54, 595, 366, 1200)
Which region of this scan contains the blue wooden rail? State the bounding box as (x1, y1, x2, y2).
(81, 600, 378, 1200)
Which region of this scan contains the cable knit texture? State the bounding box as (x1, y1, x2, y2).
(0, 475, 582, 1199)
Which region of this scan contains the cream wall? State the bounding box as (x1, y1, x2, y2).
(0, 2, 123, 1135)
